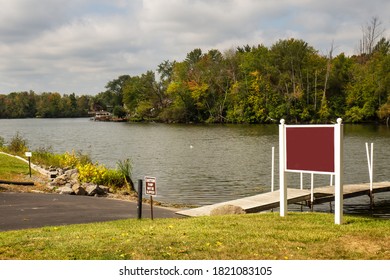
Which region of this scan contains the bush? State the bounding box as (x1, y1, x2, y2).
(32, 148, 91, 169)
(116, 159, 134, 191)
(0, 136, 4, 148)
(7, 132, 28, 154)
(103, 169, 125, 188)
(33, 146, 62, 167)
(77, 162, 104, 184)
(60, 150, 91, 168)
(77, 162, 125, 188)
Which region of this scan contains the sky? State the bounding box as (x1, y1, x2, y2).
(0, 0, 389, 95)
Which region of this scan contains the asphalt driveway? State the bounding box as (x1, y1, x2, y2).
(0, 192, 178, 231)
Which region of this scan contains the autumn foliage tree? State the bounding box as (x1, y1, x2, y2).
(1, 32, 389, 124)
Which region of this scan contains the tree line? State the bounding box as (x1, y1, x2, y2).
(89, 36, 390, 124)
(0, 92, 92, 118)
(1, 38, 390, 124)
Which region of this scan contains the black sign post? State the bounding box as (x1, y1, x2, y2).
(137, 179, 143, 219)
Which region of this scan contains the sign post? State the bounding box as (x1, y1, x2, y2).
(144, 176, 157, 220)
(137, 179, 143, 219)
(25, 152, 32, 178)
(334, 118, 344, 224)
(279, 120, 287, 216)
(279, 118, 344, 224)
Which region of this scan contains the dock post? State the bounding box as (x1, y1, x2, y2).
(279, 119, 287, 217)
(365, 142, 374, 209)
(300, 172, 303, 190)
(310, 173, 314, 211)
(271, 147, 275, 192)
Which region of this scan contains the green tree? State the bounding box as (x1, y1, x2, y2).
(378, 96, 390, 125)
(76, 95, 92, 116)
(165, 66, 194, 122)
(326, 53, 353, 118)
(345, 41, 389, 122)
(36, 92, 63, 118)
(122, 71, 164, 120)
(105, 75, 131, 107)
(1, 91, 36, 118)
(270, 39, 320, 122)
(113, 105, 127, 118)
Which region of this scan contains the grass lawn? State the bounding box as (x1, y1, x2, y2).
(0, 213, 389, 260)
(0, 153, 36, 181)
(1, 151, 389, 260)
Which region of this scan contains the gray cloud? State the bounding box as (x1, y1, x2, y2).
(0, 0, 389, 94)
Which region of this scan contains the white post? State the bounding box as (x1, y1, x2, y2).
(371, 143, 374, 192)
(310, 173, 314, 205)
(365, 142, 374, 192)
(300, 172, 303, 190)
(365, 143, 371, 186)
(279, 119, 287, 217)
(330, 174, 333, 187)
(271, 147, 275, 192)
(370, 142, 374, 206)
(334, 118, 344, 225)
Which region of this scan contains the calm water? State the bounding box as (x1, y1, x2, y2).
(0, 118, 389, 215)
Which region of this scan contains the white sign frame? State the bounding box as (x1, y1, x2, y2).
(279, 118, 344, 224)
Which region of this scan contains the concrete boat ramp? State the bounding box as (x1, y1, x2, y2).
(176, 181, 390, 217)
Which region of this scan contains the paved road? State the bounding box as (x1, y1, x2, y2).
(0, 192, 179, 231)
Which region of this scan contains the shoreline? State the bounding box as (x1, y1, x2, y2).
(0, 116, 389, 125)
(0, 151, 190, 210)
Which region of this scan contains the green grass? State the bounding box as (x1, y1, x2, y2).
(1, 151, 389, 260)
(0, 213, 389, 260)
(0, 153, 35, 180)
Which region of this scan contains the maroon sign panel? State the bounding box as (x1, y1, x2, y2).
(286, 127, 334, 173)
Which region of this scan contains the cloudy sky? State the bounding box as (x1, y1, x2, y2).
(0, 0, 389, 95)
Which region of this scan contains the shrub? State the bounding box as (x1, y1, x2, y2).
(77, 162, 125, 188)
(102, 169, 125, 188)
(32, 148, 91, 169)
(0, 136, 4, 148)
(116, 158, 134, 191)
(7, 132, 28, 154)
(33, 146, 62, 167)
(60, 150, 91, 168)
(77, 162, 104, 185)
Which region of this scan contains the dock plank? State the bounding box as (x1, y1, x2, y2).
(176, 181, 390, 217)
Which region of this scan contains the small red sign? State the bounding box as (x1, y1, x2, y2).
(145, 176, 157, 196)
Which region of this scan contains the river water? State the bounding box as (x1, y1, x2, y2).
(0, 118, 389, 217)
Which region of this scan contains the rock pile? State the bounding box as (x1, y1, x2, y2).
(47, 168, 110, 196)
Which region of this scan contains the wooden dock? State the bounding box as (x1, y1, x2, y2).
(176, 181, 390, 217)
